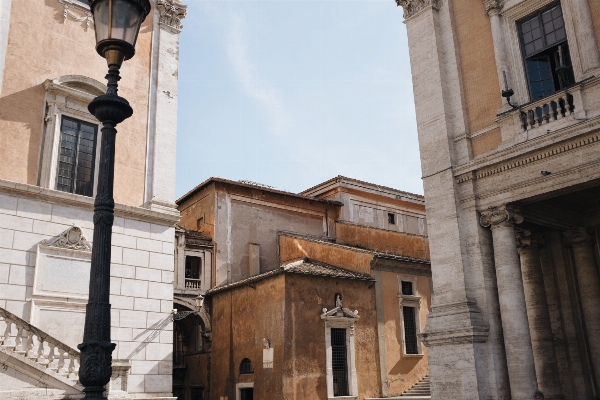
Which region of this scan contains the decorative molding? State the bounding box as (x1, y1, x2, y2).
(480, 205, 523, 228)
(42, 226, 92, 251)
(502, 0, 555, 20)
(484, 0, 504, 15)
(395, 0, 439, 20)
(456, 127, 600, 184)
(515, 230, 545, 250)
(157, 0, 187, 33)
(58, 0, 93, 31)
(320, 294, 360, 323)
(563, 227, 593, 248)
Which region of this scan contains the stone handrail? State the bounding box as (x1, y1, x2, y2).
(0, 306, 80, 380)
(185, 278, 201, 289)
(519, 90, 574, 131)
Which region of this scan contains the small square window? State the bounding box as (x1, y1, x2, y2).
(388, 213, 396, 225)
(401, 281, 414, 296)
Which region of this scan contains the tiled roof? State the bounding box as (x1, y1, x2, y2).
(207, 258, 374, 295)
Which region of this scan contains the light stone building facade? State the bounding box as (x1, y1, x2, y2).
(396, 0, 600, 399)
(0, 0, 186, 398)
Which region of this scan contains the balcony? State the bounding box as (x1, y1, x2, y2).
(185, 278, 201, 290)
(496, 77, 599, 147)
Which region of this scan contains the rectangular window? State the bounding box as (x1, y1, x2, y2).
(185, 256, 202, 289)
(240, 388, 253, 400)
(56, 117, 97, 197)
(388, 213, 396, 225)
(519, 4, 574, 100)
(403, 306, 419, 355)
(331, 328, 349, 396)
(401, 281, 414, 296)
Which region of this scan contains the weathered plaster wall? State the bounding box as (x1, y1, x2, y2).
(284, 274, 380, 400)
(0, 0, 152, 206)
(178, 184, 217, 238)
(336, 222, 430, 260)
(279, 235, 373, 275)
(381, 272, 430, 396)
(209, 275, 286, 400)
(451, 0, 501, 134)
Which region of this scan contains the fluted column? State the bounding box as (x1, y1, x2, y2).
(480, 206, 538, 400)
(563, 228, 600, 387)
(516, 231, 562, 399)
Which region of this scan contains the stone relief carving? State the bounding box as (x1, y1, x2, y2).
(480, 205, 523, 228)
(42, 226, 92, 251)
(484, 0, 504, 15)
(157, 0, 187, 32)
(58, 0, 94, 31)
(563, 227, 593, 247)
(395, 0, 439, 20)
(262, 338, 270, 349)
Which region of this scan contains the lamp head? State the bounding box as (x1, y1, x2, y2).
(195, 295, 205, 310)
(89, 0, 151, 66)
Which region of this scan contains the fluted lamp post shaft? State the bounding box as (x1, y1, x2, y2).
(79, 0, 150, 398)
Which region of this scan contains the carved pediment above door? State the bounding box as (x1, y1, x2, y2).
(41, 225, 92, 252)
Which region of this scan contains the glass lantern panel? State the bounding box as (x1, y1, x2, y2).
(111, 0, 143, 46)
(92, 0, 110, 44)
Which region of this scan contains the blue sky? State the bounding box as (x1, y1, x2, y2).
(176, 0, 422, 198)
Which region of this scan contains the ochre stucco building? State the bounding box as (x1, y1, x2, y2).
(172, 176, 432, 400)
(0, 0, 187, 398)
(397, 0, 600, 399)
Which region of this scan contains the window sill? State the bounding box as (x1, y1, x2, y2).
(402, 353, 425, 358)
(329, 397, 358, 400)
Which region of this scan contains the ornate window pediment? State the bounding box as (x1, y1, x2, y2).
(41, 226, 92, 251)
(58, 0, 94, 30)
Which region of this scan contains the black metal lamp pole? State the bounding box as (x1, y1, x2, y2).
(79, 1, 150, 398)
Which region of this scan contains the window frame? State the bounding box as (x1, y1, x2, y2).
(39, 76, 105, 197)
(398, 276, 424, 357)
(517, 3, 573, 100)
(55, 116, 99, 197)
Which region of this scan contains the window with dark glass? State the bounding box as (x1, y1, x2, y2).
(403, 306, 419, 354)
(519, 4, 574, 100)
(331, 328, 349, 396)
(401, 281, 414, 296)
(240, 388, 253, 400)
(388, 213, 396, 225)
(239, 358, 254, 374)
(56, 117, 97, 197)
(185, 256, 201, 279)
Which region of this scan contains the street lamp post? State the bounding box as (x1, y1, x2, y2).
(78, 0, 150, 398)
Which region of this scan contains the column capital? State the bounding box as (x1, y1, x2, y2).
(480, 205, 523, 229)
(484, 0, 504, 16)
(516, 230, 545, 251)
(563, 228, 593, 248)
(395, 0, 439, 20)
(157, 0, 187, 33)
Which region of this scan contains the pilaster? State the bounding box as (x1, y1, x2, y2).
(144, 0, 187, 212)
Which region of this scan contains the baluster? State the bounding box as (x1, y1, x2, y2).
(550, 101, 558, 121)
(14, 324, 24, 352)
(47, 344, 56, 369)
(1, 319, 11, 346)
(57, 349, 66, 375)
(528, 110, 535, 129)
(68, 355, 76, 380)
(37, 338, 46, 363)
(557, 97, 565, 119)
(542, 104, 551, 124)
(26, 334, 35, 358)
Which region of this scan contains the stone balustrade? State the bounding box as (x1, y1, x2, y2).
(519, 91, 575, 131)
(185, 278, 201, 289)
(0, 306, 80, 382)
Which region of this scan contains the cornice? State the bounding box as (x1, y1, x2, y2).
(502, 0, 555, 20)
(395, 0, 439, 21)
(0, 179, 179, 225)
(454, 116, 600, 184)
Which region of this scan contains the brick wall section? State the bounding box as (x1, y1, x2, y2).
(451, 0, 502, 134)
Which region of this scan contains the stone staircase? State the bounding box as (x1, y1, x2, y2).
(398, 375, 431, 399)
(0, 306, 84, 399)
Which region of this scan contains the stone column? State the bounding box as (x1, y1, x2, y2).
(516, 231, 562, 399)
(480, 206, 538, 400)
(484, 0, 514, 110)
(564, 0, 600, 78)
(563, 228, 600, 387)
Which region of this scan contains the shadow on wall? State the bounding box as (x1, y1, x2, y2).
(0, 85, 46, 185)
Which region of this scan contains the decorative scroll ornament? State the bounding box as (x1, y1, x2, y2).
(484, 0, 504, 15)
(157, 0, 187, 32)
(480, 205, 523, 228)
(395, 0, 439, 20)
(321, 294, 360, 321)
(515, 230, 545, 250)
(58, 0, 94, 31)
(563, 228, 593, 248)
(42, 226, 92, 251)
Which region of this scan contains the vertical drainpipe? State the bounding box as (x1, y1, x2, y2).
(374, 267, 390, 397)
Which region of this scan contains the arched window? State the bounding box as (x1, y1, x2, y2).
(239, 358, 254, 374)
